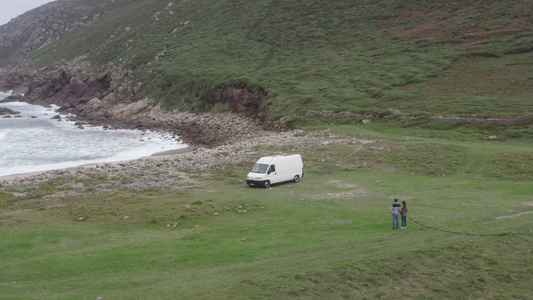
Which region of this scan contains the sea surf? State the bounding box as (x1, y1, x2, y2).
(0, 92, 186, 177)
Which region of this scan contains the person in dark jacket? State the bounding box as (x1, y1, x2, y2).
(390, 198, 401, 229)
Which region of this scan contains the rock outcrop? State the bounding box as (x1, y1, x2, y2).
(0, 107, 20, 115)
(204, 86, 269, 119)
(2, 58, 125, 108)
(72, 97, 267, 147)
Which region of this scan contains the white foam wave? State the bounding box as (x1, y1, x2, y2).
(0, 101, 187, 177)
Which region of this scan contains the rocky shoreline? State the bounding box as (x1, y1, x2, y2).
(0, 128, 374, 192)
(68, 98, 273, 147)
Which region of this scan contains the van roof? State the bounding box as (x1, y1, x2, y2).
(257, 154, 301, 163)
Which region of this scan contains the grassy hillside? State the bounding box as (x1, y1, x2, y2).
(25, 0, 532, 126)
(1, 127, 532, 299)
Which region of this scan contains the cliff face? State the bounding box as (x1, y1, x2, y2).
(0, 57, 269, 127)
(0, 58, 123, 105)
(0, 57, 271, 147)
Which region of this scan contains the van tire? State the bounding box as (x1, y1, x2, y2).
(263, 180, 271, 188)
(293, 175, 300, 183)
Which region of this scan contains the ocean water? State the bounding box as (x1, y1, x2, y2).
(0, 92, 186, 177)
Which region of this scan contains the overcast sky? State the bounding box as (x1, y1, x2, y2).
(0, 0, 56, 26)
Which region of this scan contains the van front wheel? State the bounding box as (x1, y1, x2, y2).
(263, 180, 271, 188)
(293, 175, 300, 183)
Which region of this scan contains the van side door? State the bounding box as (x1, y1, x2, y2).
(268, 164, 276, 175)
(267, 164, 278, 183)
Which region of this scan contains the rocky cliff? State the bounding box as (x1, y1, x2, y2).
(0, 57, 271, 147)
(0, 0, 113, 67)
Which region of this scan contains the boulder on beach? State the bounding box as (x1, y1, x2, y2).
(0, 107, 20, 115)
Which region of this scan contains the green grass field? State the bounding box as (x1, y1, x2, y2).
(1, 126, 532, 299)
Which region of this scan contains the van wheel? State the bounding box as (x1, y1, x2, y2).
(263, 180, 271, 188)
(293, 175, 300, 183)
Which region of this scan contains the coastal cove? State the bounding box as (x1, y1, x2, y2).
(0, 86, 289, 183)
(0, 92, 187, 177)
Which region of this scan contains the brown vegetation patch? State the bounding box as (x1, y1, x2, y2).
(396, 22, 446, 39)
(452, 20, 528, 50)
(203, 86, 268, 120)
(396, 53, 533, 102)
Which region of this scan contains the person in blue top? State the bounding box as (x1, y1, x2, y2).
(391, 198, 401, 229)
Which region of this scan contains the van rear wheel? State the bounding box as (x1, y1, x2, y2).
(263, 180, 271, 188)
(293, 175, 300, 183)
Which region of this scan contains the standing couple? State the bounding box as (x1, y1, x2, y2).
(391, 198, 408, 229)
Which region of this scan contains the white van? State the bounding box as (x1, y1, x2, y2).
(246, 154, 304, 188)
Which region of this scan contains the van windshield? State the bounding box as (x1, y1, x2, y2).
(251, 163, 269, 174)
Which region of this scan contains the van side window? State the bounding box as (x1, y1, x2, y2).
(269, 165, 276, 173)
